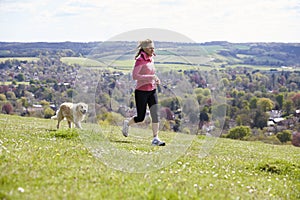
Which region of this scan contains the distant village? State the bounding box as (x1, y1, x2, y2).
(1, 41, 300, 145)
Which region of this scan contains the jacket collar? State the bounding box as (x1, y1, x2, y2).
(140, 51, 153, 62)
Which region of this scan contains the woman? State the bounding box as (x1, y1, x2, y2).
(122, 39, 165, 146)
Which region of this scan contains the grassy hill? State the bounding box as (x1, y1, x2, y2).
(0, 114, 300, 199)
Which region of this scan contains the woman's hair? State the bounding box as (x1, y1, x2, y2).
(135, 39, 153, 59)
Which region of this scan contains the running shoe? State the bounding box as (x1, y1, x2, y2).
(122, 119, 129, 137)
(151, 138, 165, 146)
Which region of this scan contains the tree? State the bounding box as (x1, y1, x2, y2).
(275, 94, 284, 110)
(283, 100, 294, 116)
(202, 88, 211, 97)
(292, 132, 300, 147)
(279, 86, 288, 92)
(66, 89, 78, 98)
(221, 78, 229, 87)
(252, 109, 269, 129)
(44, 107, 55, 119)
(227, 126, 251, 140)
(0, 94, 6, 101)
(16, 73, 25, 81)
(211, 103, 227, 119)
(230, 89, 238, 98)
(257, 98, 274, 112)
(289, 82, 298, 91)
(276, 130, 291, 143)
(6, 91, 16, 100)
(2, 102, 13, 114)
(196, 93, 204, 105)
(236, 112, 251, 126)
(40, 100, 50, 106)
(291, 93, 300, 108)
(249, 97, 258, 109)
(20, 97, 29, 108)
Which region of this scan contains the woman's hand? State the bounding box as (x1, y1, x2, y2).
(154, 75, 161, 85)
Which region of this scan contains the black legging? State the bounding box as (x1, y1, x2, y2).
(134, 89, 159, 123)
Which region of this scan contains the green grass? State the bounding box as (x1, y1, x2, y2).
(1, 114, 299, 199)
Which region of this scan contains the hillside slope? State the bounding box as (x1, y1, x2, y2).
(0, 114, 299, 199)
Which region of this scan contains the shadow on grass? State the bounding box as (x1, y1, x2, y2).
(49, 129, 79, 139)
(46, 129, 58, 132)
(257, 160, 300, 177)
(109, 139, 134, 144)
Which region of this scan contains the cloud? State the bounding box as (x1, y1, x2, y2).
(0, 0, 299, 42)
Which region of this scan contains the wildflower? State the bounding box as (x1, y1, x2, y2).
(18, 187, 25, 193)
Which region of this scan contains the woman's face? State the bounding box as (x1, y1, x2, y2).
(143, 44, 155, 56)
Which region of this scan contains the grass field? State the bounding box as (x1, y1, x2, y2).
(60, 55, 283, 73)
(60, 57, 105, 67)
(60, 56, 213, 72)
(1, 81, 30, 86)
(0, 57, 39, 63)
(0, 114, 299, 199)
(0, 55, 281, 73)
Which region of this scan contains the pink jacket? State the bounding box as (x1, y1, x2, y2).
(132, 51, 156, 91)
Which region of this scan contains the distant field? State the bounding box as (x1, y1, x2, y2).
(61, 56, 280, 72)
(0, 56, 288, 72)
(227, 64, 294, 71)
(199, 45, 226, 54)
(60, 56, 215, 72)
(60, 57, 104, 67)
(1, 81, 30, 85)
(0, 57, 39, 62)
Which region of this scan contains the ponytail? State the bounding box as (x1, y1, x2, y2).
(135, 48, 143, 60)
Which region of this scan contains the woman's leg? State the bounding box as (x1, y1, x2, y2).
(148, 90, 160, 137)
(148, 90, 165, 145)
(133, 90, 148, 123)
(122, 90, 148, 136)
(152, 123, 159, 138)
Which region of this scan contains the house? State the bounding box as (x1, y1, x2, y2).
(295, 109, 300, 117)
(267, 117, 285, 126)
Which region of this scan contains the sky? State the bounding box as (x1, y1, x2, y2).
(0, 0, 300, 43)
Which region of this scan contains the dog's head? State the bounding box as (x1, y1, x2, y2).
(76, 103, 88, 115)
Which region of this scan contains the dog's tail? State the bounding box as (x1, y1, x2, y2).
(51, 110, 59, 120)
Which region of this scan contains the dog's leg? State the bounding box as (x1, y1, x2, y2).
(78, 122, 82, 129)
(68, 121, 72, 128)
(56, 109, 64, 129)
(57, 117, 62, 129)
(74, 122, 82, 129)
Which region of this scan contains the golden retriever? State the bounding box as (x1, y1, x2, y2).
(51, 102, 88, 129)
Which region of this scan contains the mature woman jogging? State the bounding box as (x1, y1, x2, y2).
(122, 39, 165, 146)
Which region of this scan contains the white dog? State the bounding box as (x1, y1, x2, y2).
(51, 102, 88, 129)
